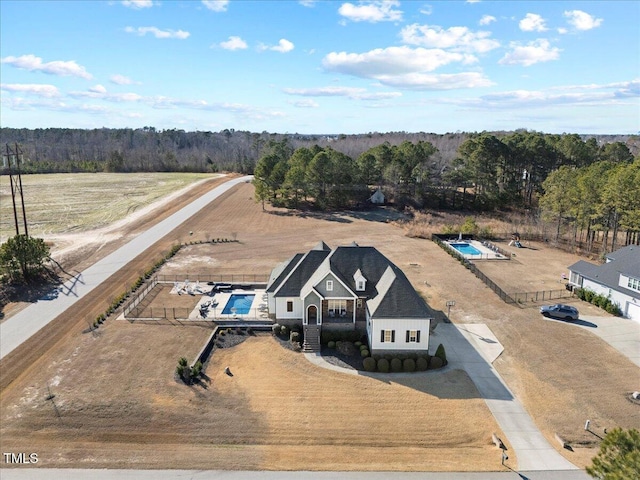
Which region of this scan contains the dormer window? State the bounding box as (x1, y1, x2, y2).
(326, 280, 333, 291)
(354, 269, 366, 291)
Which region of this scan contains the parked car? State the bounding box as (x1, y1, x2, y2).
(540, 304, 579, 321)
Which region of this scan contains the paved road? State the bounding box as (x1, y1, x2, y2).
(0, 468, 592, 479)
(0, 175, 253, 360)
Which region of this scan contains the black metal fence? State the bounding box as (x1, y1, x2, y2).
(511, 289, 573, 304)
(123, 276, 158, 318)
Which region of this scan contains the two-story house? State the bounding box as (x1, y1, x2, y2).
(568, 245, 640, 322)
(266, 241, 435, 353)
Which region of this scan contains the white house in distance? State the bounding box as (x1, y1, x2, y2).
(266, 241, 434, 353)
(568, 245, 640, 322)
(369, 188, 385, 204)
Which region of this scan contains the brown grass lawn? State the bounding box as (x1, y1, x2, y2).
(1, 180, 639, 471)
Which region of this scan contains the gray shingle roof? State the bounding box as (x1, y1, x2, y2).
(569, 245, 640, 298)
(266, 253, 303, 293)
(274, 249, 331, 297)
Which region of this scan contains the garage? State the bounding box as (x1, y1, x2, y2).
(626, 301, 640, 323)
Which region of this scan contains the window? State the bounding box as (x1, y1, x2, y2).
(628, 277, 640, 292)
(356, 299, 363, 308)
(356, 280, 365, 291)
(406, 330, 420, 343)
(381, 330, 395, 343)
(326, 280, 333, 291)
(286, 300, 293, 312)
(328, 299, 347, 317)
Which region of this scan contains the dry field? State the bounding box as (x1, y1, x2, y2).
(1, 179, 639, 472)
(0, 172, 218, 245)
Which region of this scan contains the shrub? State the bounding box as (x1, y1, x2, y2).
(434, 343, 447, 365)
(403, 358, 416, 373)
(219, 329, 226, 336)
(190, 360, 203, 379)
(363, 357, 377, 372)
(280, 325, 289, 337)
(327, 341, 336, 349)
(360, 349, 370, 358)
(354, 341, 362, 347)
(272, 323, 281, 335)
(377, 358, 390, 373)
(390, 358, 402, 373)
(359, 344, 368, 351)
(290, 331, 300, 344)
(176, 357, 190, 381)
(429, 356, 443, 369)
(416, 356, 429, 371)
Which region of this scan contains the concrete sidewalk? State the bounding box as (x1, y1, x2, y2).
(0, 175, 252, 361)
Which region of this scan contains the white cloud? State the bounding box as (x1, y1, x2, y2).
(121, 0, 154, 9)
(557, 27, 568, 35)
(0, 83, 61, 98)
(290, 99, 319, 108)
(420, 5, 433, 16)
(125, 26, 190, 39)
(259, 39, 295, 53)
(338, 1, 402, 23)
(400, 24, 500, 53)
(89, 84, 107, 94)
(1, 54, 92, 79)
(519, 13, 547, 32)
(499, 39, 560, 67)
(202, 0, 229, 12)
(479, 15, 496, 26)
(110, 74, 139, 85)
(466, 0, 481, 3)
(283, 86, 402, 100)
(322, 46, 492, 90)
(298, 0, 317, 6)
(564, 10, 603, 31)
(219, 36, 248, 50)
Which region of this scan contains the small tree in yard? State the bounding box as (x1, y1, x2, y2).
(0, 234, 50, 282)
(176, 357, 190, 382)
(587, 428, 640, 480)
(434, 343, 447, 365)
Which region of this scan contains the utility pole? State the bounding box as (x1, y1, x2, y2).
(3, 143, 29, 237)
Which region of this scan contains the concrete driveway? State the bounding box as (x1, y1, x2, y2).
(543, 314, 640, 367)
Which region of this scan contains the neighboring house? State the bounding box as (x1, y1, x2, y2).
(266, 241, 434, 353)
(369, 188, 385, 204)
(568, 245, 640, 322)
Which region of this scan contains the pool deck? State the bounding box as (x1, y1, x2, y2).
(446, 240, 507, 260)
(190, 289, 268, 321)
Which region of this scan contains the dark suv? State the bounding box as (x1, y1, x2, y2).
(540, 304, 579, 321)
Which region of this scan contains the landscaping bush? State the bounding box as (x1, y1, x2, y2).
(290, 331, 300, 344)
(434, 343, 447, 365)
(176, 357, 190, 382)
(429, 356, 443, 369)
(219, 329, 226, 336)
(359, 344, 368, 351)
(363, 357, 377, 372)
(280, 325, 289, 337)
(327, 341, 336, 349)
(271, 323, 281, 335)
(354, 341, 362, 347)
(377, 358, 390, 373)
(403, 358, 416, 373)
(190, 360, 203, 379)
(360, 349, 370, 358)
(390, 358, 402, 373)
(416, 356, 429, 371)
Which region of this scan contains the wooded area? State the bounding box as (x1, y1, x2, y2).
(2, 127, 639, 252)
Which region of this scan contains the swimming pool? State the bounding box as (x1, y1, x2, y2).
(449, 242, 482, 256)
(222, 294, 255, 315)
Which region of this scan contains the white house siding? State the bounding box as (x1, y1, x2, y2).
(274, 297, 303, 320)
(368, 318, 430, 354)
(582, 278, 637, 319)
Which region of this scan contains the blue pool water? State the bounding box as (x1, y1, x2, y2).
(222, 294, 255, 315)
(449, 242, 482, 256)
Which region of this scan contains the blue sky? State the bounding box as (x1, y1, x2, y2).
(1, 0, 638, 134)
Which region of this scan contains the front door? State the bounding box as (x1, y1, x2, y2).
(307, 305, 318, 325)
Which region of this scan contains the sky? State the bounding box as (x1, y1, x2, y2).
(1, 0, 638, 135)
